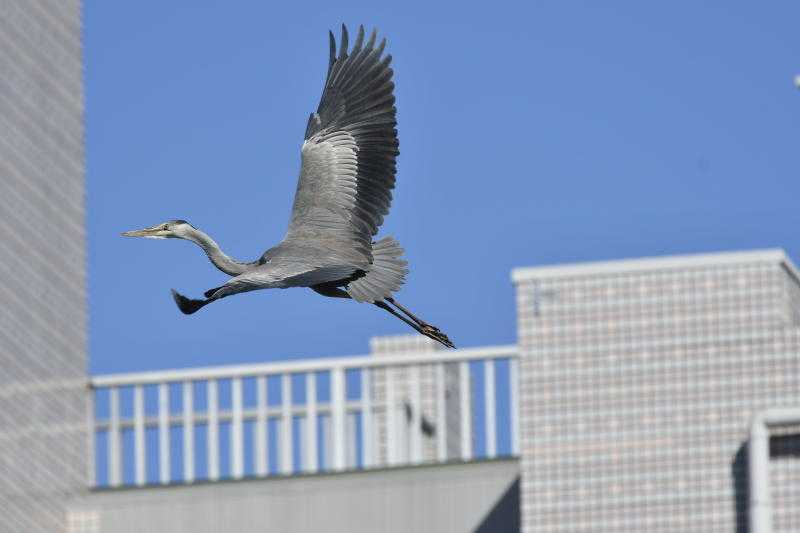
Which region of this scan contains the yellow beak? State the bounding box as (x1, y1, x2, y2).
(121, 226, 169, 239)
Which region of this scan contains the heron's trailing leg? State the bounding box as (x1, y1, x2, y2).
(385, 297, 454, 348)
(374, 300, 436, 341)
(310, 285, 455, 348)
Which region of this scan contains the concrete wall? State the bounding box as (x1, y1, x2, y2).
(513, 250, 800, 532)
(72, 459, 519, 533)
(0, 1, 87, 532)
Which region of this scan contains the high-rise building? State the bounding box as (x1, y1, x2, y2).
(513, 250, 800, 532)
(0, 1, 87, 532)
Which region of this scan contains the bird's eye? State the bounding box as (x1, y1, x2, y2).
(162, 225, 169, 230)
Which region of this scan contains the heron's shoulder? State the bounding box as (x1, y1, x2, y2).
(257, 241, 326, 263)
(267, 238, 369, 268)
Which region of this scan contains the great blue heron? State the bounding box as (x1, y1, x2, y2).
(122, 25, 454, 348)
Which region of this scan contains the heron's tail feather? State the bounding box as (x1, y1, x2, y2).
(171, 289, 210, 315)
(347, 237, 408, 303)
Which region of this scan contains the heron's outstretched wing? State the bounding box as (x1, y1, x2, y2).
(285, 25, 399, 265)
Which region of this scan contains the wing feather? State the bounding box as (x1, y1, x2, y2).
(286, 25, 399, 264)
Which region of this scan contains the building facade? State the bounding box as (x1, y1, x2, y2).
(369, 334, 462, 465)
(513, 250, 800, 532)
(0, 1, 87, 532)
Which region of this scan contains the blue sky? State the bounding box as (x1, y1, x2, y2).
(86, 1, 799, 375)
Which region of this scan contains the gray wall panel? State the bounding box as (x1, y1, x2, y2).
(73, 460, 520, 533)
(0, 1, 86, 532)
(514, 251, 800, 532)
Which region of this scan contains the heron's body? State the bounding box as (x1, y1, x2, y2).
(123, 25, 454, 348)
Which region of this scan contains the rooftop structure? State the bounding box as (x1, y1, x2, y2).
(513, 249, 800, 532)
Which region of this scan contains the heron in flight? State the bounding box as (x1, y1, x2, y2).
(122, 25, 454, 348)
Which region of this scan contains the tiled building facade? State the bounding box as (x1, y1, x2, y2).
(369, 335, 462, 465)
(0, 1, 87, 531)
(513, 250, 800, 532)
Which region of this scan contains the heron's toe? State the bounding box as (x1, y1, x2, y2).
(421, 324, 455, 349)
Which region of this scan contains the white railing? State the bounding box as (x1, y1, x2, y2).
(90, 345, 519, 488)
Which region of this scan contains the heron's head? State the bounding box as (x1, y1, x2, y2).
(121, 219, 194, 240)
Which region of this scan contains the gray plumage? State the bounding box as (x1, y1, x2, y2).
(122, 25, 453, 348)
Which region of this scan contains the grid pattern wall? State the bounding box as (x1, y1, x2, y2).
(0, 2, 87, 532)
(769, 430, 800, 533)
(370, 335, 461, 463)
(520, 263, 792, 350)
(515, 257, 800, 532)
(781, 265, 800, 327)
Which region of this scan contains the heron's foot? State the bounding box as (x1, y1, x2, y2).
(171, 289, 209, 315)
(421, 324, 455, 349)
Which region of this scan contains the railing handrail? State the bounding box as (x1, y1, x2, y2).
(90, 344, 518, 388)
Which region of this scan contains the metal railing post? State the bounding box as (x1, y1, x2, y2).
(386, 366, 397, 466)
(231, 377, 243, 479)
(108, 387, 121, 487)
(305, 372, 318, 473)
(207, 380, 219, 481)
(459, 361, 472, 461)
(182, 381, 194, 483)
(158, 383, 170, 484)
(133, 385, 145, 486)
(255, 375, 268, 476)
(485, 360, 496, 459)
(331, 367, 346, 471)
(281, 373, 293, 475)
(361, 368, 373, 468)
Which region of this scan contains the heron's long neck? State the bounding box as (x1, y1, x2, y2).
(187, 227, 254, 276)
